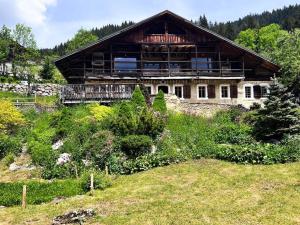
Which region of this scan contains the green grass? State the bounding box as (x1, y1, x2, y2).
(1, 159, 299, 225)
(0, 179, 84, 207)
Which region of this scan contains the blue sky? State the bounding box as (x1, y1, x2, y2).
(0, 0, 299, 48)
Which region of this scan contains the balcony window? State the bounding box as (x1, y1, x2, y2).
(192, 58, 212, 72)
(114, 57, 137, 73)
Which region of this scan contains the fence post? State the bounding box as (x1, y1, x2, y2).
(105, 165, 109, 176)
(22, 185, 27, 209)
(90, 173, 94, 192)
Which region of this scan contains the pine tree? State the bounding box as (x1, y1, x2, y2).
(131, 85, 147, 110)
(253, 81, 300, 141)
(152, 90, 167, 113)
(40, 57, 55, 80)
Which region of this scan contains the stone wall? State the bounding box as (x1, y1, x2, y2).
(165, 94, 231, 117)
(0, 83, 61, 96)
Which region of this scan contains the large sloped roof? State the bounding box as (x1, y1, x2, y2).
(55, 10, 280, 71)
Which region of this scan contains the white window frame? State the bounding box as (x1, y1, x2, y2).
(244, 84, 254, 99)
(157, 84, 170, 94)
(173, 84, 184, 99)
(144, 84, 153, 95)
(220, 84, 230, 99)
(197, 84, 208, 100)
(260, 83, 270, 99)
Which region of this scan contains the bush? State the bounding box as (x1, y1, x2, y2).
(153, 90, 167, 113)
(0, 180, 84, 207)
(120, 135, 153, 158)
(88, 104, 113, 121)
(29, 141, 55, 166)
(131, 86, 147, 110)
(2, 152, 15, 166)
(83, 130, 115, 168)
(0, 100, 26, 134)
(80, 170, 112, 192)
(110, 102, 137, 136)
(213, 124, 253, 145)
(0, 134, 22, 159)
(120, 152, 187, 174)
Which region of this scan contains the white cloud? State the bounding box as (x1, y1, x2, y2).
(0, 0, 57, 26)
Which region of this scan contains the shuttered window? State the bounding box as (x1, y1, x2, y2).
(174, 86, 183, 98)
(230, 85, 238, 98)
(245, 86, 252, 98)
(208, 85, 215, 99)
(183, 85, 191, 99)
(198, 85, 207, 99)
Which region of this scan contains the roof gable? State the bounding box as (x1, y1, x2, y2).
(55, 10, 279, 71)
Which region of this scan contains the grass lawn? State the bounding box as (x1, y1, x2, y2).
(0, 159, 300, 225)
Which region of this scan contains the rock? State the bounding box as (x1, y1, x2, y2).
(56, 153, 71, 165)
(9, 163, 21, 171)
(51, 196, 66, 205)
(52, 140, 64, 150)
(52, 209, 96, 225)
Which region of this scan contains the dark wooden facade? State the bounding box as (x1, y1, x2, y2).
(55, 11, 279, 104)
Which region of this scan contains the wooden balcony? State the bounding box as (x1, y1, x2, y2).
(61, 84, 136, 104)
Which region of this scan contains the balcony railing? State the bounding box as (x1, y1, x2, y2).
(61, 84, 136, 103)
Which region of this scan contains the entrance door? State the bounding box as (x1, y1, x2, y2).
(158, 85, 169, 94)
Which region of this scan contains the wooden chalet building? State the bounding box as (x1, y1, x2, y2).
(55, 10, 279, 108)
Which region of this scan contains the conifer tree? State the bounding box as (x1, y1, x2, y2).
(131, 85, 147, 110)
(152, 90, 167, 113)
(40, 57, 55, 80)
(253, 81, 300, 140)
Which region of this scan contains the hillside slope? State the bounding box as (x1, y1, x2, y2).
(0, 159, 299, 225)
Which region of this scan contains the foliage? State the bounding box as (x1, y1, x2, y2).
(131, 86, 147, 111)
(29, 141, 55, 167)
(0, 179, 84, 207)
(153, 90, 167, 113)
(0, 25, 12, 76)
(80, 170, 112, 192)
(83, 130, 115, 169)
(253, 82, 300, 141)
(0, 100, 26, 134)
(0, 134, 22, 160)
(66, 28, 98, 53)
(39, 57, 55, 80)
(88, 104, 113, 121)
(2, 152, 15, 167)
(120, 135, 153, 158)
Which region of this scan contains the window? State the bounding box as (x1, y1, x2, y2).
(198, 85, 207, 99)
(245, 86, 252, 99)
(114, 57, 137, 73)
(157, 85, 169, 94)
(174, 85, 183, 98)
(144, 85, 152, 95)
(220, 85, 230, 99)
(144, 63, 160, 71)
(192, 58, 212, 72)
(261, 85, 269, 98)
(92, 52, 104, 66)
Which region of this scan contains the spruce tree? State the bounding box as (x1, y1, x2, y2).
(253, 81, 300, 141)
(40, 57, 55, 80)
(152, 90, 167, 113)
(131, 85, 147, 110)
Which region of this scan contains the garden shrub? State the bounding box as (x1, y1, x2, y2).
(120, 135, 153, 158)
(0, 100, 26, 134)
(83, 130, 115, 169)
(131, 86, 147, 110)
(213, 124, 253, 145)
(88, 104, 113, 121)
(0, 134, 22, 159)
(80, 170, 112, 192)
(29, 141, 56, 166)
(110, 102, 137, 136)
(153, 90, 167, 113)
(137, 108, 166, 138)
(120, 152, 187, 174)
(2, 152, 15, 166)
